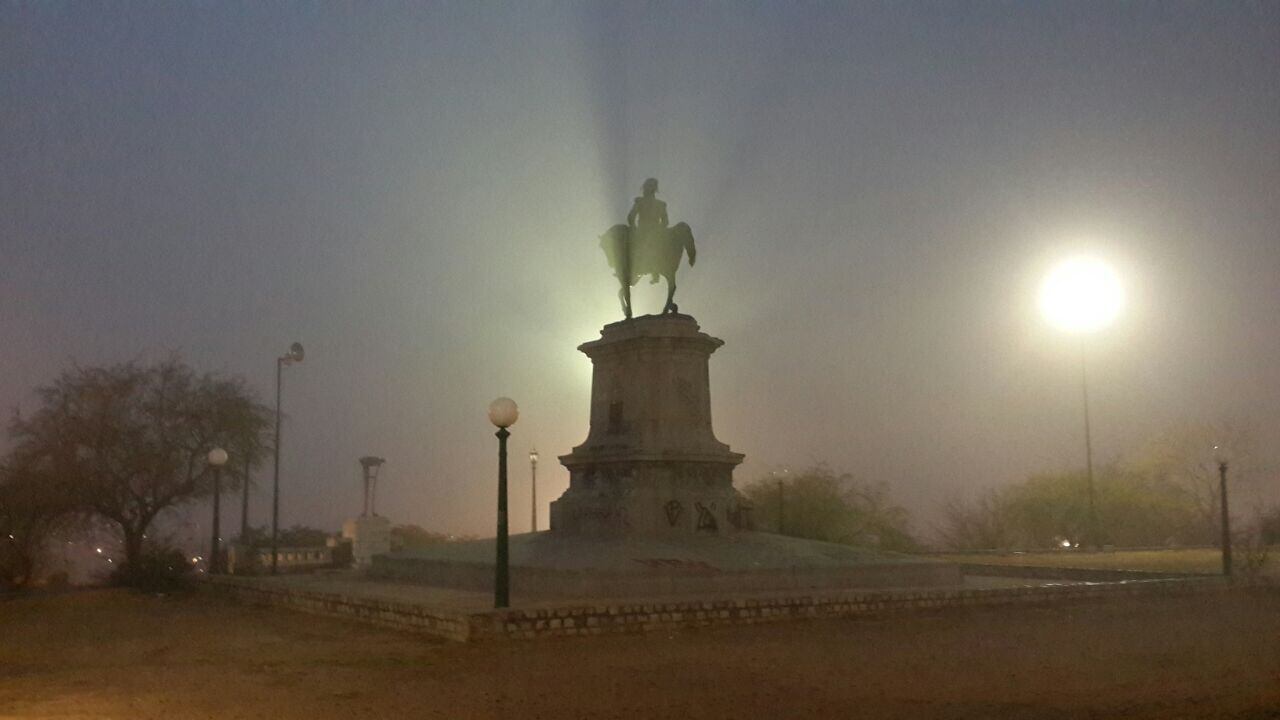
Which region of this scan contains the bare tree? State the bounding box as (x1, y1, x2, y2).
(935, 489, 1015, 551)
(8, 357, 271, 571)
(1124, 420, 1265, 544)
(0, 456, 75, 588)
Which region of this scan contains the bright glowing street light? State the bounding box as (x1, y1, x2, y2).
(1039, 256, 1124, 550)
(1039, 257, 1124, 333)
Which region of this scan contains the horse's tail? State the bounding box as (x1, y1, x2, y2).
(673, 222, 696, 266)
(600, 224, 630, 272)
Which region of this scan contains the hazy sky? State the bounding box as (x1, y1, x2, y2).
(3, 2, 1278, 539)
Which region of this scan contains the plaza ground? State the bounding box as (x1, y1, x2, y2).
(3, 587, 1279, 719)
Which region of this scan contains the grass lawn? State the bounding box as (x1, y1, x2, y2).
(2, 587, 1279, 719)
(937, 547, 1278, 576)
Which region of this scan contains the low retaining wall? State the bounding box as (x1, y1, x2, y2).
(472, 578, 1231, 641)
(205, 576, 472, 642)
(369, 557, 962, 598)
(207, 574, 1232, 643)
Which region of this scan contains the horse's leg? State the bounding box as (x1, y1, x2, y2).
(618, 283, 632, 319)
(663, 274, 677, 314)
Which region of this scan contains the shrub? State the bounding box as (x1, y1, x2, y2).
(110, 545, 194, 593)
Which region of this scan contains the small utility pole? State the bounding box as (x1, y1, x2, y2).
(1219, 459, 1232, 577)
(240, 454, 251, 540)
(530, 449, 539, 533)
(777, 479, 785, 535)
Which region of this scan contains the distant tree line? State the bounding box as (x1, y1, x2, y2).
(938, 421, 1278, 551)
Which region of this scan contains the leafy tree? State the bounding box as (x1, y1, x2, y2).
(1259, 506, 1280, 546)
(390, 524, 452, 551)
(277, 524, 330, 547)
(8, 357, 271, 573)
(740, 465, 918, 551)
(938, 465, 1209, 551)
(232, 524, 330, 548)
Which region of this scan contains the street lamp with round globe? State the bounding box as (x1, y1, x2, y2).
(488, 397, 519, 428)
(207, 447, 228, 573)
(488, 397, 517, 608)
(1039, 256, 1124, 550)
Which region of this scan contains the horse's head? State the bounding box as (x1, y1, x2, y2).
(671, 222, 696, 266)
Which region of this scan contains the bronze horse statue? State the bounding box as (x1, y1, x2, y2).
(599, 222, 697, 318)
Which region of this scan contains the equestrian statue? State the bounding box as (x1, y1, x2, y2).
(599, 178, 697, 319)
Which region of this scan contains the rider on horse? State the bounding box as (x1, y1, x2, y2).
(627, 178, 667, 285)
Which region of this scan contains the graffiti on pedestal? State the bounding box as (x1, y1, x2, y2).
(694, 502, 718, 532)
(664, 500, 683, 527)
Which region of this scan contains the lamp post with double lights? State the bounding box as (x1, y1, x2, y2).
(207, 447, 229, 574)
(488, 397, 519, 608)
(271, 341, 304, 574)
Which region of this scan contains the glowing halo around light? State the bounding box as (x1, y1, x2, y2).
(1039, 257, 1124, 333)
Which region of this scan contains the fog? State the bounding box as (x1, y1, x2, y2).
(3, 3, 1278, 539)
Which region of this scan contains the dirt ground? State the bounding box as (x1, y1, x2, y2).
(3, 588, 1279, 719)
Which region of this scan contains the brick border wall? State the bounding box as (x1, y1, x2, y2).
(206, 575, 1244, 643)
(205, 576, 473, 642)
(470, 577, 1233, 641)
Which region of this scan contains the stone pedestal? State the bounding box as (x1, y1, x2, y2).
(342, 515, 391, 568)
(551, 314, 750, 535)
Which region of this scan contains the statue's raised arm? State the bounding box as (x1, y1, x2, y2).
(599, 178, 697, 320)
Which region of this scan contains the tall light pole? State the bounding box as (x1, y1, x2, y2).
(1215, 446, 1232, 577)
(207, 448, 229, 574)
(1039, 256, 1124, 550)
(359, 456, 386, 516)
(488, 397, 519, 609)
(271, 341, 304, 575)
(240, 452, 251, 541)
(529, 448, 539, 533)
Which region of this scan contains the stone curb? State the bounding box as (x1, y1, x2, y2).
(204, 574, 1256, 644)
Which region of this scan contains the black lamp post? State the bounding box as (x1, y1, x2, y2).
(359, 456, 386, 516)
(1216, 446, 1232, 577)
(488, 397, 519, 609)
(240, 453, 251, 541)
(207, 447, 229, 574)
(529, 448, 539, 533)
(271, 341, 304, 575)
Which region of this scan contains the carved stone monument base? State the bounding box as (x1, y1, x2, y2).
(550, 314, 751, 535)
(371, 313, 962, 598)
